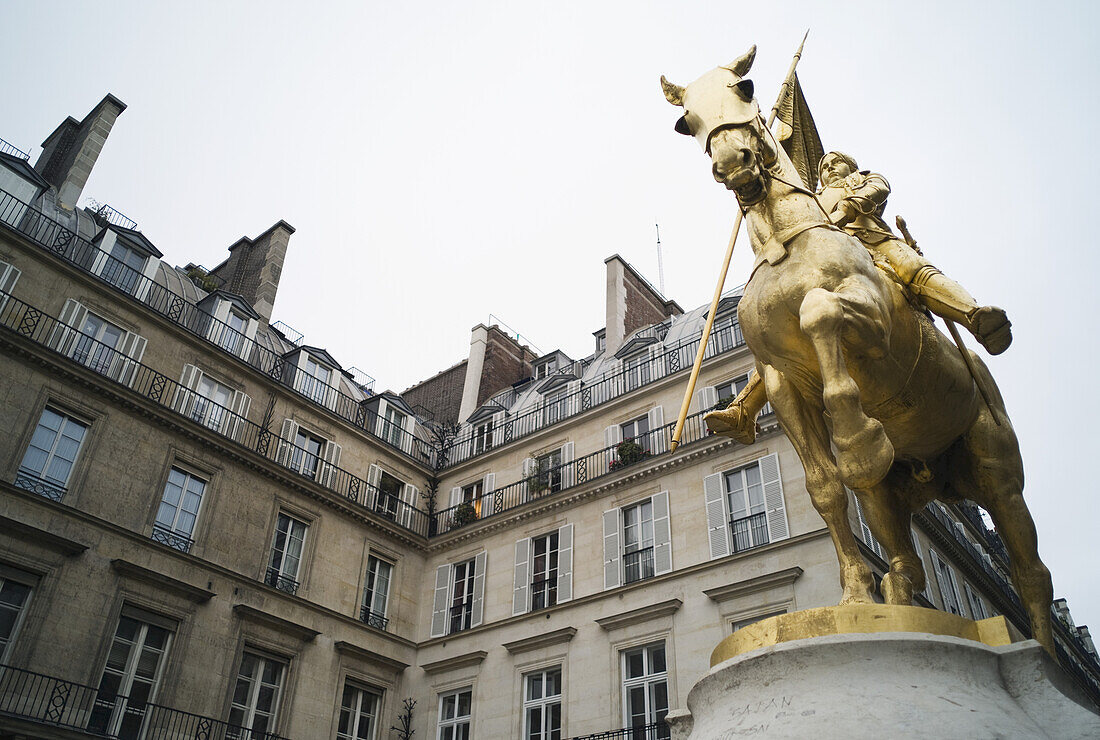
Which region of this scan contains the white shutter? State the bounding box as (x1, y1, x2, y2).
(173, 364, 203, 415)
(911, 530, 932, 600)
(430, 564, 452, 638)
(484, 472, 495, 492)
(853, 494, 887, 560)
(522, 457, 536, 499)
(134, 254, 160, 301)
(227, 390, 252, 441)
(647, 405, 666, 454)
(374, 399, 388, 437)
(603, 508, 621, 590)
(606, 358, 623, 399)
(318, 441, 342, 488)
(565, 379, 582, 416)
(401, 484, 418, 527)
(241, 317, 259, 359)
(759, 452, 789, 541)
(557, 523, 574, 603)
(366, 464, 382, 510)
(560, 442, 574, 488)
(276, 419, 300, 469)
(491, 411, 507, 448)
(931, 550, 963, 616)
(0, 260, 21, 312)
(111, 330, 147, 387)
(704, 472, 731, 559)
(605, 424, 623, 462)
(470, 551, 487, 627)
(49, 299, 88, 354)
(450, 486, 463, 508)
(652, 491, 672, 575)
(693, 386, 719, 413)
(513, 538, 531, 616)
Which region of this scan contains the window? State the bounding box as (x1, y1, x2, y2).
(725, 463, 768, 552)
(542, 388, 568, 426)
(532, 449, 563, 494)
(619, 415, 651, 453)
(531, 532, 559, 611)
(964, 582, 990, 620)
(16, 405, 88, 500)
(152, 467, 206, 552)
(376, 471, 405, 520)
(714, 375, 749, 407)
(437, 688, 472, 740)
(191, 375, 233, 434)
(219, 309, 248, 355)
(297, 354, 332, 405)
(930, 549, 965, 616)
(523, 668, 562, 740)
(473, 421, 493, 455)
(52, 300, 146, 386)
(622, 500, 655, 584)
(462, 480, 483, 518)
(622, 643, 669, 739)
(0, 258, 22, 312)
(73, 311, 125, 375)
(290, 428, 325, 480)
(338, 682, 382, 740)
(0, 572, 33, 663)
(101, 239, 147, 294)
(449, 559, 476, 633)
(87, 610, 173, 738)
(382, 405, 407, 447)
(361, 555, 393, 630)
(267, 513, 308, 594)
(535, 358, 557, 380)
(228, 652, 285, 737)
(623, 353, 651, 391)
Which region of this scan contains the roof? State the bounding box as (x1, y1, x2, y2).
(0, 151, 51, 194)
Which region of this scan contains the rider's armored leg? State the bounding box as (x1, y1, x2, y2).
(704, 370, 767, 445)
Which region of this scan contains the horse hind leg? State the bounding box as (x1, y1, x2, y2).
(799, 287, 894, 489)
(763, 364, 875, 604)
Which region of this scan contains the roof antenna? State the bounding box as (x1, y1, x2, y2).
(655, 222, 666, 295)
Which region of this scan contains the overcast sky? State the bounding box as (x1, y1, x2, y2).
(4, 1, 1099, 633)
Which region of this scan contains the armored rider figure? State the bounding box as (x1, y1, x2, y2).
(708, 151, 1012, 444)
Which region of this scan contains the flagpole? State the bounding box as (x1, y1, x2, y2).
(669, 31, 811, 454)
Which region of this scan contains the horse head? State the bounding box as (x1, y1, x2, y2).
(661, 46, 778, 205)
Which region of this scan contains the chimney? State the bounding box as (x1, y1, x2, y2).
(207, 220, 295, 325)
(35, 94, 127, 210)
(604, 254, 683, 354)
(457, 324, 535, 421)
(1078, 626, 1097, 657)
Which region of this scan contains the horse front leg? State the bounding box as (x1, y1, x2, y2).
(799, 287, 895, 490)
(763, 365, 874, 603)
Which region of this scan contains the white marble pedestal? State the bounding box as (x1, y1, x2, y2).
(666, 632, 1100, 739)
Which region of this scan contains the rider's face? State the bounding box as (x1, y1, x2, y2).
(821, 155, 853, 186)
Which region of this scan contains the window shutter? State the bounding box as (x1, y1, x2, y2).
(606, 358, 622, 399)
(49, 299, 88, 354)
(491, 411, 506, 448)
(605, 424, 623, 462)
(512, 538, 531, 616)
(373, 399, 388, 438)
(560, 442, 574, 488)
(366, 464, 382, 509)
(0, 260, 21, 312)
(319, 441, 342, 488)
(759, 452, 790, 541)
(111, 330, 147, 387)
(450, 486, 463, 508)
(652, 490, 672, 575)
(704, 472, 731, 559)
(910, 530, 932, 600)
(557, 523, 574, 603)
(603, 508, 621, 590)
(134, 254, 160, 301)
(401, 484, 418, 528)
(276, 419, 300, 468)
(649, 344, 664, 378)
(174, 364, 203, 415)
(522, 457, 535, 498)
(241, 317, 259, 360)
(227, 390, 252, 441)
(853, 494, 887, 560)
(430, 564, 452, 638)
(647, 406, 666, 454)
(931, 550, 963, 616)
(484, 472, 495, 493)
(565, 380, 582, 417)
(470, 551, 487, 627)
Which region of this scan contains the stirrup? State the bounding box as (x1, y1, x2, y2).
(969, 306, 1012, 355)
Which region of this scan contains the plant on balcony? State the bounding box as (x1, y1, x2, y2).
(525, 458, 551, 495)
(610, 440, 650, 471)
(185, 265, 220, 292)
(452, 501, 477, 528)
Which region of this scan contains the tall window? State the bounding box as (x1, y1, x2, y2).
(524, 668, 562, 740)
(622, 500, 655, 584)
(102, 240, 146, 294)
(531, 532, 559, 610)
(290, 428, 325, 480)
(87, 611, 173, 738)
(17, 406, 88, 500)
(963, 582, 990, 620)
(267, 513, 308, 594)
(930, 550, 965, 616)
(437, 688, 472, 740)
(361, 555, 393, 630)
(543, 389, 567, 425)
(383, 406, 407, 447)
(620, 415, 650, 450)
(462, 480, 483, 519)
(298, 354, 332, 405)
(228, 652, 285, 736)
(535, 358, 557, 379)
(377, 471, 405, 520)
(725, 463, 768, 552)
(190, 375, 233, 434)
(622, 643, 669, 738)
(534, 449, 563, 494)
(337, 682, 382, 740)
(72, 312, 125, 375)
(219, 310, 248, 355)
(449, 559, 476, 634)
(473, 422, 492, 455)
(152, 467, 206, 552)
(0, 574, 33, 663)
(714, 375, 749, 407)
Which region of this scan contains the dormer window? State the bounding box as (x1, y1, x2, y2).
(220, 310, 247, 355)
(102, 240, 147, 294)
(201, 292, 259, 360)
(382, 406, 407, 447)
(90, 227, 162, 300)
(297, 354, 333, 405)
(535, 358, 558, 380)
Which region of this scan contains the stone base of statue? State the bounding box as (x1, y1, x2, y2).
(665, 605, 1100, 740)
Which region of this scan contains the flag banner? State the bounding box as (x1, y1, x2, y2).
(775, 73, 824, 191)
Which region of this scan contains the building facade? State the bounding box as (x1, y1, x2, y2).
(0, 97, 1097, 740)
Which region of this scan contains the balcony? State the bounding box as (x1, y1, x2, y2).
(568, 722, 668, 740)
(448, 601, 473, 634)
(730, 512, 769, 553)
(264, 567, 299, 596)
(0, 662, 289, 739)
(13, 470, 67, 502)
(531, 578, 557, 611)
(359, 607, 390, 631)
(623, 547, 656, 585)
(150, 524, 194, 554)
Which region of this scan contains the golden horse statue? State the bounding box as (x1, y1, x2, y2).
(662, 48, 1054, 652)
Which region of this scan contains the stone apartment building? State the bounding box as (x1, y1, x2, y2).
(0, 96, 1097, 740)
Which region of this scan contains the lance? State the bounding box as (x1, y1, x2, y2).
(896, 215, 1001, 426)
(669, 31, 810, 453)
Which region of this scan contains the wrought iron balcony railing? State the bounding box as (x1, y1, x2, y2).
(0, 137, 29, 160)
(568, 721, 669, 740)
(0, 187, 428, 466)
(150, 524, 194, 554)
(359, 607, 390, 631)
(264, 567, 300, 595)
(0, 662, 289, 739)
(13, 470, 68, 502)
(448, 602, 473, 634)
(730, 512, 769, 553)
(623, 546, 656, 585)
(0, 290, 432, 538)
(531, 578, 557, 611)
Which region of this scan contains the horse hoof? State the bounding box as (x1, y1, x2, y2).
(837, 419, 894, 489)
(704, 407, 758, 445)
(881, 572, 914, 606)
(971, 306, 1012, 355)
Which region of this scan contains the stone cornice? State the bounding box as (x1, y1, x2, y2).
(0, 514, 88, 556)
(596, 598, 683, 632)
(112, 559, 216, 602)
(233, 604, 320, 642)
(703, 566, 804, 605)
(334, 640, 410, 673)
(502, 627, 578, 655)
(419, 650, 487, 675)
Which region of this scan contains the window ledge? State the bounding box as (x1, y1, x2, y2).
(0, 514, 88, 557)
(595, 598, 682, 632)
(111, 558, 215, 602)
(703, 566, 804, 606)
(419, 650, 488, 675)
(334, 640, 410, 673)
(233, 604, 319, 642)
(502, 627, 578, 655)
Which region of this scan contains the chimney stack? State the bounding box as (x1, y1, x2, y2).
(604, 255, 683, 354)
(35, 94, 126, 211)
(207, 220, 295, 325)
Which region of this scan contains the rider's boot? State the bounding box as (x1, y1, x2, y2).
(705, 371, 767, 444)
(910, 266, 1012, 355)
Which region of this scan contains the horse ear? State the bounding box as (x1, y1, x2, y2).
(734, 79, 754, 102)
(728, 45, 757, 77)
(660, 75, 684, 106)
